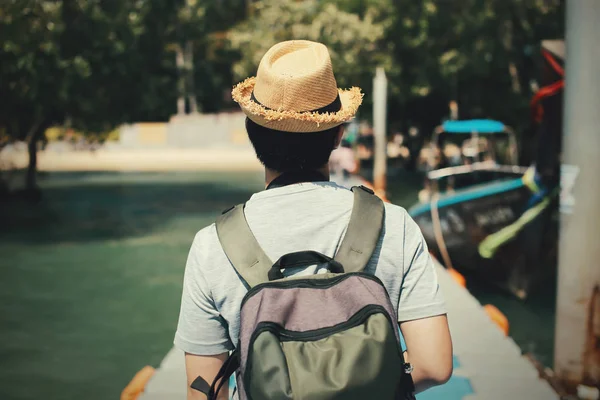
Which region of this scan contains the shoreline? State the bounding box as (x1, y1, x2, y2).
(0, 147, 264, 172)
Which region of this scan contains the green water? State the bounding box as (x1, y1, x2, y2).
(0, 170, 555, 400)
(0, 171, 265, 400)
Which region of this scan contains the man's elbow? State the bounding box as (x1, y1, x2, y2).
(432, 365, 453, 385)
(425, 363, 453, 385)
(412, 363, 453, 394)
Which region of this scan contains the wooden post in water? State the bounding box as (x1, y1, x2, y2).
(176, 45, 186, 115)
(185, 41, 198, 114)
(554, 0, 600, 398)
(372, 67, 388, 196)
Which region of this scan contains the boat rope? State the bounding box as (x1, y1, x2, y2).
(430, 193, 455, 270)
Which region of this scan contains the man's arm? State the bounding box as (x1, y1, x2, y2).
(400, 315, 453, 393)
(174, 229, 235, 400)
(185, 353, 229, 400)
(398, 211, 453, 392)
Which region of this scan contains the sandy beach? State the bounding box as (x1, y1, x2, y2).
(1, 147, 264, 172)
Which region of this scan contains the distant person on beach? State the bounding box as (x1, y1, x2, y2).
(174, 40, 452, 399)
(329, 139, 357, 179)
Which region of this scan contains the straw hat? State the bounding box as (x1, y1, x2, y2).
(232, 40, 363, 133)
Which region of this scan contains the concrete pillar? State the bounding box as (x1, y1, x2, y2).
(372, 67, 388, 195)
(554, 1, 600, 397)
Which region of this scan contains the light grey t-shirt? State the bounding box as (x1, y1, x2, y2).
(174, 182, 446, 355)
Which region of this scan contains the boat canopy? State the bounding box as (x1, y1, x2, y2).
(441, 119, 506, 134)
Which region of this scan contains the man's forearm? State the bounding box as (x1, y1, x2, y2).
(185, 352, 230, 400)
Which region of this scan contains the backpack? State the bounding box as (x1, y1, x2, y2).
(192, 185, 415, 400)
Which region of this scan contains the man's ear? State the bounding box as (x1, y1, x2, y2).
(334, 125, 345, 148)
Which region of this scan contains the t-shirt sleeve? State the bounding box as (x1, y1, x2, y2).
(397, 212, 447, 322)
(173, 231, 234, 355)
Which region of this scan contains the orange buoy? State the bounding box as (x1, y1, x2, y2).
(121, 366, 156, 400)
(447, 268, 466, 288)
(484, 304, 510, 336)
(428, 253, 465, 287)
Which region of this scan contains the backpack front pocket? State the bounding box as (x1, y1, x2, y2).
(246, 305, 405, 400)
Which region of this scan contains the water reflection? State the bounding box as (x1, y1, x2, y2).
(1, 171, 265, 244)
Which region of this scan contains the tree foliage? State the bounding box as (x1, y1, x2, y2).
(384, 0, 564, 132)
(2, 0, 149, 136)
(0, 0, 183, 191)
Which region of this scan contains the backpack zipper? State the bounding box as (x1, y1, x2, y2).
(241, 272, 386, 308)
(251, 304, 395, 343)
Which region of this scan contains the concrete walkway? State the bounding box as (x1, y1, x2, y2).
(138, 262, 558, 400)
(419, 264, 557, 400)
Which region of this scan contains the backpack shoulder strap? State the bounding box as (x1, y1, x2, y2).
(215, 204, 273, 288)
(216, 185, 383, 285)
(334, 186, 385, 273)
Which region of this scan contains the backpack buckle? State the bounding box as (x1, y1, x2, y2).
(357, 185, 374, 195)
(221, 205, 235, 215)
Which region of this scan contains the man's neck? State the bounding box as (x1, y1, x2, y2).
(265, 166, 330, 188)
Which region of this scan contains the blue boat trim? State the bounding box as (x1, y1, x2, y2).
(442, 119, 506, 134)
(409, 178, 525, 217)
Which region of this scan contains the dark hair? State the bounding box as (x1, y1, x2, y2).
(245, 118, 341, 172)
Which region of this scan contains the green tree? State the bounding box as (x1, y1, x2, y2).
(1, 0, 66, 193)
(0, 0, 180, 195)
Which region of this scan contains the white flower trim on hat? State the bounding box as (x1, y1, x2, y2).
(232, 77, 364, 128)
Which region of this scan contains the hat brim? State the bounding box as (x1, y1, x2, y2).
(231, 77, 363, 133)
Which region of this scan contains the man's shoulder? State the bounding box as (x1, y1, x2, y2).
(185, 222, 236, 287)
(192, 222, 218, 244)
(382, 201, 410, 223)
(378, 202, 416, 247)
(189, 223, 221, 261)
